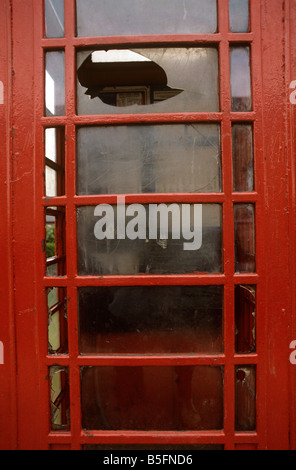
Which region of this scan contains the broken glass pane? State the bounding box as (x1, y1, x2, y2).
(230, 47, 252, 112)
(47, 287, 68, 354)
(234, 204, 255, 273)
(45, 127, 65, 197)
(77, 203, 223, 275)
(49, 366, 70, 431)
(229, 0, 249, 33)
(77, 124, 221, 195)
(235, 365, 256, 431)
(45, 0, 65, 38)
(76, 0, 218, 36)
(235, 285, 256, 353)
(232, 124, 254, 192)
(77, 48, 219, 114)
(81, 366, 224, 430)
(78, 286, 223, 354)
(45, 51, 65, 116)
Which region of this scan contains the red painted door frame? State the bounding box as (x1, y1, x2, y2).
(0, 0, 295, 450)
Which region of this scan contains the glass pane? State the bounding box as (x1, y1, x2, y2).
(230, 47, 252, 112)
(235, 285, 256, 353)
(45, 207, 66, 276)
(45, 166, 57, 197)
(77, 125, 221, 195)
(234, 204, 255, 273)
(78, 286, 223, 354)
(77, 203, 222, 275)
(77, 48, 219, 114)
(49, 366, 70, 431)
(76, 0, 218, 36)
(229, 0, 249, 33)
(45, 127, 65, 196)
(81, 366, 224, 430)
(45, 128, 57, 162)
(45, 51, 65, 116)
(45, 0, 65, 38)
(232, 124, 254, 192)
(47, 287, 68, 354)
(235, 365, 256, 431)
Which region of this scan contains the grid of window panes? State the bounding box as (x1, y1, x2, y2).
(43, 0, 258, 448)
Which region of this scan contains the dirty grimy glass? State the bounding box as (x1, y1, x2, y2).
(77, 124, 221, 195)
(76, 47, 219, 115)
(81, 365, 224, 430)
(76, 0, 218, 36)
(76, 204, 223, 276)
(78, 286, 224, 354)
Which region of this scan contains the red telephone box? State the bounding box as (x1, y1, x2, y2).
(0, 0, 296, 450)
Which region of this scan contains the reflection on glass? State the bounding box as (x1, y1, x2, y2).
(230, 47, 252, 112)
(49, 366, 70, 431)
(78, 286, 223, 354)
(235, 365, 256, 431)
(234, 204, 255, 273)
(81, 366, 224, 430)
(76, 0, 217, 36)
(77, 48, 219, 114)
(77, 204, 222, 275)
(232, 124, 254, 192)
(77, 125, 221, 195)
(45, 0, 65, 38)
(235, 285, 256, 353)
(229, 0, 249, 33)
(45, 51, 65, 116)
(47, 287, 68, 354)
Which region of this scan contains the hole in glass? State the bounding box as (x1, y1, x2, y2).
(77, 50, 183, 107)
(49, 366, 70, 431)
(47, 287, 68, 354)
(45, 127, 65, 197)
(45, 206, 66, 276)
(78, 286, 223, 355)
(77, 48, 219, 114)
(235, 365, 256, 431)
(80, 366, 224, 431)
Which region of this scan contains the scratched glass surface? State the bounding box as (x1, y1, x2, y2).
(76, 204, 222, 275)
(76, 0, 217, 36)
(229, 0, 249, 33)
(45, 0, 65, 38)
(232, 124, 254, 192)
(77, 124, 221, 195)
(81, 366, 224, 430)
(235, 365, 256, 431)
(234, 204, 255, 273)
(235, 285, 256, 354)
(77, 48, 219, 114)
(230, 47, 252, 112)
(45, 51, 65, 116)
(78, 286, 223, 354)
